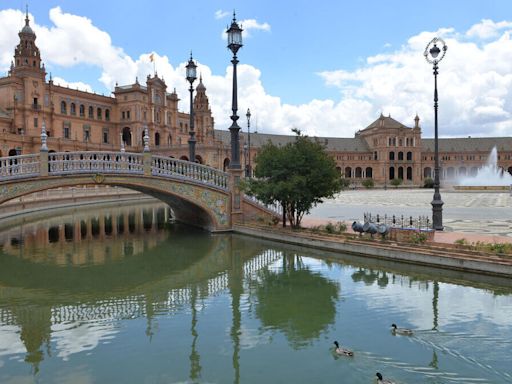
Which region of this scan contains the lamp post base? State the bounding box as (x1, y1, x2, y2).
(431, 198, 444, 231)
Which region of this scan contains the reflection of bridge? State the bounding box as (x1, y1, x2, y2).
(0, 150, 279, 231)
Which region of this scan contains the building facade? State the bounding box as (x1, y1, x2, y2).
(2, 14, 512, 186)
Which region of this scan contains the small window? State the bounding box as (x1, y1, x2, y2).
(122, 111, 125, 119)
(126, 110, 131, 119)
(97, 108, 102, 120)
(102, 128, 109, 144)
(105, 109, 110, 121)
(34, 117, 38, 128)
(88, 106, 94, 118)
(63, 122, 71, 139)
(70, 103, 76, 116)
(79, 104, 85, 117)
(61, 101, 67, 114)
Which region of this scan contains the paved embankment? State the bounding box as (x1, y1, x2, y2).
(234, 224, 512, 278)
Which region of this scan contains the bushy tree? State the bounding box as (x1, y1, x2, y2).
(245, 129, 342, 228)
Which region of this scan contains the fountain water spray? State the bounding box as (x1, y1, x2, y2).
(457, 147, 512, 186)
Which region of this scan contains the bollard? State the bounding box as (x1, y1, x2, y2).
(352, 221, 364, 235)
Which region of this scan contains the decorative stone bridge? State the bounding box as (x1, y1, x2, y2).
(0, 150, 279, 231)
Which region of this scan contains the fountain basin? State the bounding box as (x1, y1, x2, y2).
(453, 185, 510, 191)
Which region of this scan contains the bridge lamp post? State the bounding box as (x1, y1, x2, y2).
(186, 53, 197, 163)
(246, 108, 251, 178)
(424, 37, 447, 231)
(226, 12, 243, 170)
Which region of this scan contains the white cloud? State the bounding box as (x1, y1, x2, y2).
(241, 19, 271, 38)
(2, 8, 512, 138)
(466, 19, 512, 40)
(52, 76, 93, 93)
(214, 10, 230, 20)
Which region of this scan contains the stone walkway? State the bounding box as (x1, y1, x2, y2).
(305, 188, 512, 244)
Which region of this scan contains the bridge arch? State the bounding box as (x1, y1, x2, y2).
(0, 175, 227, 231)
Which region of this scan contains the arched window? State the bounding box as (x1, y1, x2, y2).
(406, 151, 412, 161)
(61, 101, 67, 114)
(389, 152, 395, 161)
(424, 167, 432, 178)
(389, 166, 395, 180)
(398, 166, 404, 180)
(79, 104, 85, 117)
(365, 167, 373, 178)
(70, 103, 76, 115)
(336, 166, 341, 174)
(344, 167, 352, 178)
(97, 108, 102, 120)
(459, 167, 467, 176)
(105, 109, 110, 121)
(398, 151, 404, 160)
(88, 106, 94, 118)
(122, 127, 132, 146)
(406, 166, 412, 180)
(355, 167, 362, 178)
(155, 132, 160, 146)
(223, 158, 230, 171)
(447, 167, 455, 179)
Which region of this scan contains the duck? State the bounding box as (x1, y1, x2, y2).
(376, 372, 395, 384)
(391, 323, 413, 336)
(333, 340, 354, 356)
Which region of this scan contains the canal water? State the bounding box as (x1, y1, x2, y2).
(0, 202, 511, 384)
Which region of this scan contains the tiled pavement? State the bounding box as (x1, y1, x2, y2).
(305, 188, 512, 244)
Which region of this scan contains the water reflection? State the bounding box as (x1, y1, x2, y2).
(254, 252, 339, 348)
(0, 204, 511, 383)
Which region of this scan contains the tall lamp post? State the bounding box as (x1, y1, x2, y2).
(226, 12, 243, 169)
(424, 37, 447, 231)
(246, 108, 251, 177)
(186, 53, 197, 163)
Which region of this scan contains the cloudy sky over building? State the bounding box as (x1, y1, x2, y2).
(1, 0, 512, 138)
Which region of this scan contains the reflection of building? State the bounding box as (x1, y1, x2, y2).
(2, 13, 512, 185)
(0, 202, 170, 265)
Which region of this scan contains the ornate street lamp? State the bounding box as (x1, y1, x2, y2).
(186, 53, 197, 162)
(246, 108, 251, 177)
(424, 37, 447, 230)
(226, 12, 243, 169)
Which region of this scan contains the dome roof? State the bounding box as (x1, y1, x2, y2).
(196, 75, 206, 92)
(20, 13, 35, 35)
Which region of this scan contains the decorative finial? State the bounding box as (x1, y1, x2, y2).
(143, 125, 150, 152)
(135, 76, 139, 84)
(40, 120, 48, 151)
(25, 4, 29, 24)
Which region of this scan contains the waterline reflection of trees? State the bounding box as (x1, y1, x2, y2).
(253, 252, 339, 349)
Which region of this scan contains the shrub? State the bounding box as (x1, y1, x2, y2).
(423, 177, 434, 188)
(454, 238, 468, 246)
(340, 177, 351, 190)
(410, 232, 428, 244)
(361, 179, 375, 189)
(390, 178, 403, 188)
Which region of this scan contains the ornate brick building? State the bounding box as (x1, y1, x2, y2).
(2, 14, 512, 186)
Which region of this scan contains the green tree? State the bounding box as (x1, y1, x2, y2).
(245, 129, 342, 228)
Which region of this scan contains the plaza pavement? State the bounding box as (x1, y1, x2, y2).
(305, 188, 512, 244)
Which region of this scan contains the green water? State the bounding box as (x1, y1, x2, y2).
(0, 202, 511, 383)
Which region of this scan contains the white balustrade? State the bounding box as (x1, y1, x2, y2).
(244, 194, 282, 215)
(48, 152, 144, 175)
(151, 155, 228, 190)
(0, 154, 40, 179)
(1, 151, 229, 191)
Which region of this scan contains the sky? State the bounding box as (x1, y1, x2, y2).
(1, 0, 512, 138)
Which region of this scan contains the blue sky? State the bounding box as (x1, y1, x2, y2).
(1, 1, 512, 138)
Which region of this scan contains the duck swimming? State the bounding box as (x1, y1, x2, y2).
(391, 323, 413, 336)
(376, 372, 395, 384)
(333, 340, 354, 356)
